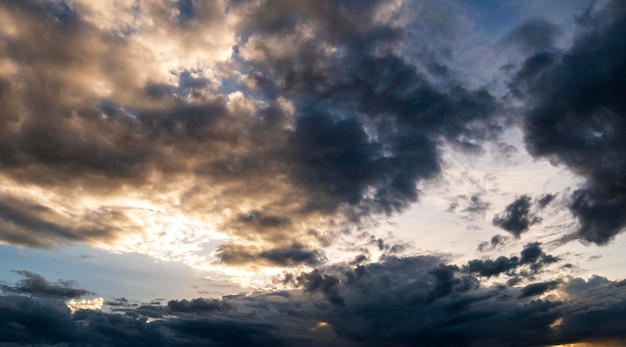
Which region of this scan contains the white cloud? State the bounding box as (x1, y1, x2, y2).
(66, 297, 104, 314)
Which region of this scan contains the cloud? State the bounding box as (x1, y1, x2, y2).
(2, 255, 626, 346)
(466, 242, 559, 278)
(511, 0, 626, 244)
(449, 193, 491, 221)
(167, 298, 231, 314)
(216, 244, 327, 267)
(492, 195, 541, 237)
(296, 269, 345, 308)
(0, 194, 134, 248)
(519, 280, 560, 298)
(1, 1, 624, 345)
(537, 193, 556, 209)
(0, 0, 501, 268)
(67, 297, 104, 313)
(477, 234, 510, 252)
(0, 270, 93, 299)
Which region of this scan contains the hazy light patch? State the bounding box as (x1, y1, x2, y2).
(549, 317, 564, 329)
(67, 297, 104, 314)
(311, 321, 330, 331)
(103, 205, 227, 269)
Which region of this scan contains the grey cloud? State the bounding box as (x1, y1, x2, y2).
(228, 0, 500, 219)
(2, 257, 626, 346)
(105, 297, 136, 308)
(451, 194, 491, 221)
(519, 280, 560, 298)
(0, 194, 135, 248)
(477, 234, 510, 252)
(0, 270, 92, 299)
(260, 246, 326, 267)
(466, 242, 559, 278)
(511, 0, 626, 244)
(537, 193, 556, 209)
(492, 195, 541, 237)
(216, 244, 326, 267)
(461, 194, 491, 219)
(297, 269, 345, 308)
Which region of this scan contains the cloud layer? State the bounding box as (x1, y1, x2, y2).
(1, 257, 625, 347)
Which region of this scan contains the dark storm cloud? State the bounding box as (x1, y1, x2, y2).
(3, 255, 626, 347)
(296, 269, 345, 308)
(466, 242, 558, 278)
(511, 0, 626, 244)
(519, 280, 560, 298)
(466, 255, 518, 278)
(492, 195, 541, 237)
(227, 0, 500, 218)
(0, 270, 92, 299)
(162, 317, 291, 347)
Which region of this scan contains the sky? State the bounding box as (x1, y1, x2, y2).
(0, 0, 626, 346)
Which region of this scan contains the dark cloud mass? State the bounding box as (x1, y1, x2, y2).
(519, 280, 560, 298)
(1, 256, 626, 346)
(492, 195, 541, 237)
(466, 242, 558, 278)
(512, 0, 626, 244)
